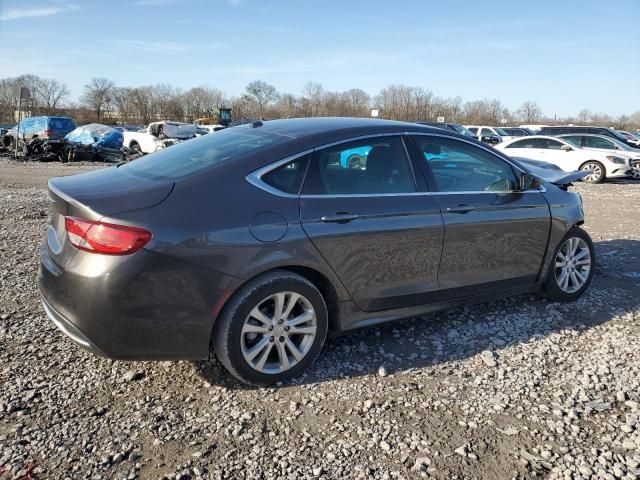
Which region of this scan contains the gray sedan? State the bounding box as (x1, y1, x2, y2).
(38, 118, 594, 385)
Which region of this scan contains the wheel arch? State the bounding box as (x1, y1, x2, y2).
(210, 264, 343, 350)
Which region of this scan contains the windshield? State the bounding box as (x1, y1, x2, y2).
(610, 129, 630, 142)
(449, 124, 475, 137)
(121, 127, 288, 181)
(495, 128, 509, 136)
(605, 136, 633, 150)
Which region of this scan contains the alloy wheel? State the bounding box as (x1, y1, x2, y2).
(240, 292, 317, 374)
(631, 162, 640, 180)
(554, 237, 591, 293)
(580, 162, 603, 183)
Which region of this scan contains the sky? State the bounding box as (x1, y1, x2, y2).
(0, 0, 639, 117)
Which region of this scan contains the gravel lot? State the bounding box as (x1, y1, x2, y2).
(0, 156, 639, 480)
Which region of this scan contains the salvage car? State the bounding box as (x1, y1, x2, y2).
(39, 118, 595, 385)
(123, 121, 197, 154)
(496, 135, 634, 183)
(2, 116, 76, 158)
(63, 123, 125, 163)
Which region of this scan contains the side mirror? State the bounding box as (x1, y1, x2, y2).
(519, 172, 542, 191)
(561, 144, 572, 152)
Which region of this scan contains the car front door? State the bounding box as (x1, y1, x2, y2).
(410, 134, 551, 294)
(299, 135, 444, 312)
(537, 138, 582, 171)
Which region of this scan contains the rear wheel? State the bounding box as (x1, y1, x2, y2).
(541, 227, 595, 302)
(212, 271, 328, 386)
(580, 161, 605, 183)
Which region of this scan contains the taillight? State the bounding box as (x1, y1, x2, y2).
(64, 217, 151, 255)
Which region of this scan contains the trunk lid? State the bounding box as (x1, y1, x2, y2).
(45, 166, 174, 267)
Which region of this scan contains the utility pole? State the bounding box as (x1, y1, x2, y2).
(14, 86, 30, 159)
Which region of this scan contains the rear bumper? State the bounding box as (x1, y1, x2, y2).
(41, 296, 107, 357)
(38, 242, 243, 360)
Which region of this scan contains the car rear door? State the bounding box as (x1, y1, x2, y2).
(410, 134, 551, 294)
(299, 135, 444, 312)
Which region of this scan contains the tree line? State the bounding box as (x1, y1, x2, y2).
(1, 74, 639, 130)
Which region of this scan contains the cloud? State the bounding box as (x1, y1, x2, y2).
(0, 5, 72, 21)
(111, 40, 225, 54)
(134, 0, 176, 6)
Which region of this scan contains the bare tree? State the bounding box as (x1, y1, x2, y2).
(36, 79, 70, 115)
(516, 101, 542, 123)
(576, 109, 591, 123)
(245, 80, 278, 119)
(80, 78, 115, 121)
(301, 81, 324, 116)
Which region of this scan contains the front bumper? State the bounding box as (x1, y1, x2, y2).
(38, 243, 242, 360)
(607, 167, 632, 178)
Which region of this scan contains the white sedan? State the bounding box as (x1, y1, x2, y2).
(495, 135, 633, 183)
(558, 134, 640, 179)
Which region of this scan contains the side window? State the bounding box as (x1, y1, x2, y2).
(414, 136, 517, 192)
(468, 127, 478, 135)
(562, 136, 583, 147)
(537, 139, 564, 150)
(261, 154, 310, 195)
(302, 136, 416, 195)
(480, 128, 493, 136)
(584, 136, 614, 149)
(506, 139, 536, 149)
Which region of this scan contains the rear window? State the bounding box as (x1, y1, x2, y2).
(48, 117, 76, 131)
(121, 127, 288, 181)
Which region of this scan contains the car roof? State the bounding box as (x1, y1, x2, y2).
(239, 117, 453, 143)
(542, 125, 608, 129)
(501, 135, 572, 145)
(558, 133, 613, 138)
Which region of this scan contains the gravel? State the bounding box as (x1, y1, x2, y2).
(0, 156, 639, 479)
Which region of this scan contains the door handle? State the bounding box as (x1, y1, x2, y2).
(446, 204, 475, 214)
(321, 212, 360, 223)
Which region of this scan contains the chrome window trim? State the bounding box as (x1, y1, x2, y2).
(245, 132, 547, 198)
(245, 149, 314, 199)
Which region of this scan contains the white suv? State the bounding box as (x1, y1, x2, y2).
(496, 135, 633, 183)
(465, 126, 517, 143)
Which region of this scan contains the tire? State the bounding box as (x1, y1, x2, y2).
(630, 162, 640, 180)
(347, 154, 365, 169)
(580, 161, 606, 184)
(61, 147, 71, 163)
(540, 226, 595, 302)
(212, 270, 328, 386)
(130, 142, 141, 154)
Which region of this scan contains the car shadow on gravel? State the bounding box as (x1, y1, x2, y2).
(194, 239, 640, 389)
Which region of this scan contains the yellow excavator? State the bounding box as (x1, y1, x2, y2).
(194, 108, 233, 131)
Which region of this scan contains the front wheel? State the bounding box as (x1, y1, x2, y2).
(212, 271, 328, 386)
(580, 161, 606, 183)
(541, 227, 595, 302)
(630, 162, 640, 180)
